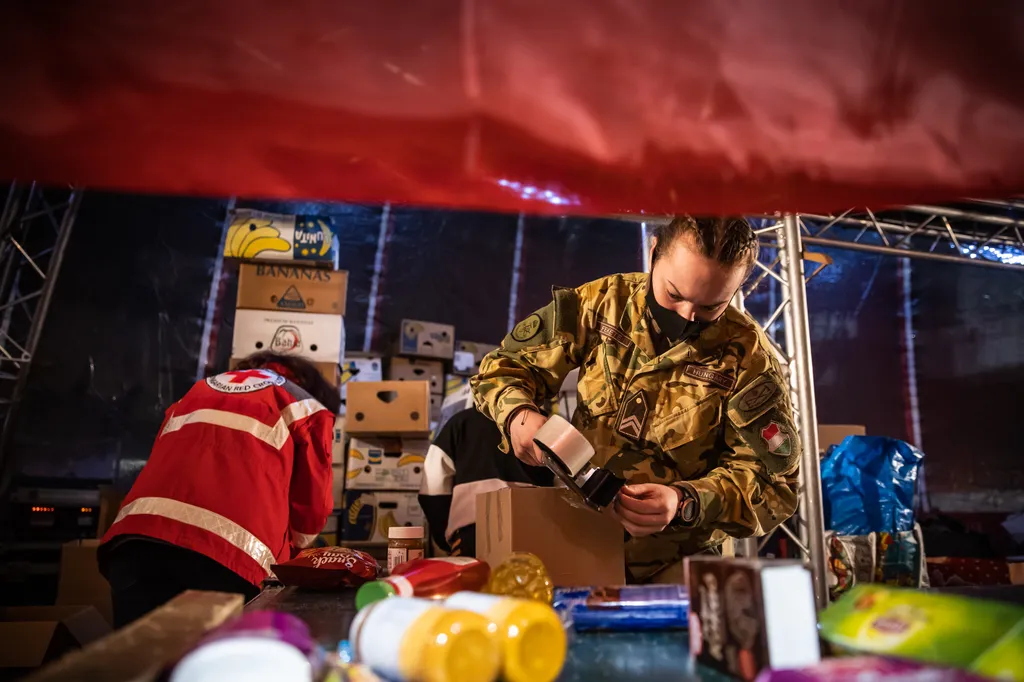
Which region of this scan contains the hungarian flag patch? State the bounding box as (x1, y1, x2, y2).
(760, 421, 792, 456)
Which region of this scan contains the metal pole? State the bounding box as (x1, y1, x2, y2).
(781, 214, 828, 609)
(730, 286, 760, 559)
(761, 236, 1024, 272)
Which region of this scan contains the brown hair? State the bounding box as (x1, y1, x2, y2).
(652, 215, 759, 273)
(233, 351, 342, 415)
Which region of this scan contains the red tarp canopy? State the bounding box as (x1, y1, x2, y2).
(2, 1, 1023, 215)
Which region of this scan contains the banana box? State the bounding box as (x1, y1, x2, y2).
(387, 357, 444, 395)
(453, 341, 497, 375)
(229, 356, 341, 388)
(397, 319, 455, 360)
(345, 437, 428, 490)
(331, 415, 346, 465)
(232, 309, 345, 364)
(224, 209, 338, 266)
(237, 263, 348, 315)
(444, 374, 470, 397)
(340, 491, 426, 544)
(339, 355, 384, 415)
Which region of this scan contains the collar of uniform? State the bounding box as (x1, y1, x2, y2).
(619, 275, 658, 362)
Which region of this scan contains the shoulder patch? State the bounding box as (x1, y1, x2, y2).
(683, 364, 736, 391)
(728, 372, 784, 427)
(741, 407, 801, 475)
(511, 314, 543, 342)
(206, 369, 286, 393)
(598, 320, 632, 349)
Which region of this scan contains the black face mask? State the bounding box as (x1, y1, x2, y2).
(646, 277, 713, 344)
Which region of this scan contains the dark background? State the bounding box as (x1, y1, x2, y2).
(6, 190, 1023, 508)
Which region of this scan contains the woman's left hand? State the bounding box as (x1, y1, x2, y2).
(611, 483, 683, 537)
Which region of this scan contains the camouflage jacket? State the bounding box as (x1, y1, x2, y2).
(471, 273, 800, 581)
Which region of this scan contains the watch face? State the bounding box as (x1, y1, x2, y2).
(680, 498, 697, 523)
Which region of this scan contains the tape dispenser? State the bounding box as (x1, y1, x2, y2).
(533, 414, 626, 512)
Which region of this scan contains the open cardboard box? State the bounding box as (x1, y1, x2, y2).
(476, 486, 625, 586)
(56, 540, 113, 626)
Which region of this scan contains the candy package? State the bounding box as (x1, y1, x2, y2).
(754, 656, 989, 682)
(553, 585, 688, 632)
(272, 547, 380, 589)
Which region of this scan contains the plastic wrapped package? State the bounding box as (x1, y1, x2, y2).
(820, 436, 924, 535)
(552, 585, 689, 632)
(271, 547, 380, 590)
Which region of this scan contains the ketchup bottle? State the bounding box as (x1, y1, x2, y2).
(355, 557, 490, 609)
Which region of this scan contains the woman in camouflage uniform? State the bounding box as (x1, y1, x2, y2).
(471, 215, 801, 582)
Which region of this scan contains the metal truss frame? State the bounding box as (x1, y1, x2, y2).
(646, 200, 1023, 609)
(0, 183, 82, 481)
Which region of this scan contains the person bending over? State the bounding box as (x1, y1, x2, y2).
(99, 352, 340, 627)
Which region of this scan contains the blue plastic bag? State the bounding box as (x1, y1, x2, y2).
(820, 436, 923, 535)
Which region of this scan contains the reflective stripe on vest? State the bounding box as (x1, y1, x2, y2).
(112, 496, 276, 575)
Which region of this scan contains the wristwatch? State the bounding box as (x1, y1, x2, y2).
(676, 485, 699, 526)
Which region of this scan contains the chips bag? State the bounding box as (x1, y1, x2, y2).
(272, 547, 380, 589)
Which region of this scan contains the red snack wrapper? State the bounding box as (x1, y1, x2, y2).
(272, 547, 380, 589)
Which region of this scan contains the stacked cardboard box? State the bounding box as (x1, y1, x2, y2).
(339, 380, 432, 550)
(228, 240, 349, 545)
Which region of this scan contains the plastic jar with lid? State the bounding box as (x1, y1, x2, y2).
(349, 596, 500, 682)
(387, 525, 425, 572)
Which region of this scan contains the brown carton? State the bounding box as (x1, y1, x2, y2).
(686, 557, 820, 681)
(237, 263, 348, 315)
(476, 486, 625, 586)
(397, 319, 455, 360)
(387, 357, 445, 395)
(0, 606, 110, 671)
(346, 381, 431, 436)
(456, 340, 497, 365)
(56, 540, 113, 626)
(817, 424, 866, 456)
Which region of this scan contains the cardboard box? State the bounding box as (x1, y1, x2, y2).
(0, 606, 110, 671)
(331, 415, 346, 465)
(388, 357, 445, 395)
(476, 487, 625, 586)
(444, 374, 470, 397)
(342, 355, 384, 384)
(1009, 561, 1024, 586)
(452, 350, 477, 375)
(237, 263, 348, 315)
(340, 491, 426, 544)
(430, 394, 442, 423)
(323, 514, 339, 534)
(224, 209, 338, 266)
(56, 540, 113, 626)
(229, 357, 341, 388)
(346, 381, 431, 436)
(455, 341, 497, 371)
(817, 424, 866, 456)
(686, 557, 820, 681)
(26, 591, 242, 682)
(398, 319, 455, 360)
(232, 309, 344, 364)
(346, 437, 428, 490)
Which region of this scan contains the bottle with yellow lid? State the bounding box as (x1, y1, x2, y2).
(349, 596, 500, 682)
(444, 591, 567, 682)
(485, 551, 554, 603)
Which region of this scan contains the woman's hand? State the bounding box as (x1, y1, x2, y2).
(508, 408, 548, 467)
(611, 483, 682, 537)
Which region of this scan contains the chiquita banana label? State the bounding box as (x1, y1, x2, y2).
(224, 209, 337, 263)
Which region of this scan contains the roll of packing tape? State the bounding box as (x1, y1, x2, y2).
(534, 414, 594, 476)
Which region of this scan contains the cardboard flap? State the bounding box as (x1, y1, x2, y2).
(0, 621, 59, 668)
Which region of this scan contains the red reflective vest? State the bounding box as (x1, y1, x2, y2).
(101, 368, 334, 586)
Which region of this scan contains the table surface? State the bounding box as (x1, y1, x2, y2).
(247, 586, 730, 682)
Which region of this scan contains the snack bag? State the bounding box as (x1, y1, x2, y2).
(820, 585, 1024, 679)
(272, 547, 380, 589)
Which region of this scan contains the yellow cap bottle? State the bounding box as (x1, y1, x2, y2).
(349, 597, 500, 682)
(445, 592, 567, 682)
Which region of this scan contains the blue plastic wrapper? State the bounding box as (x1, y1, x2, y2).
(552, 585, 689, 632)
(820, 435, 924, 536)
